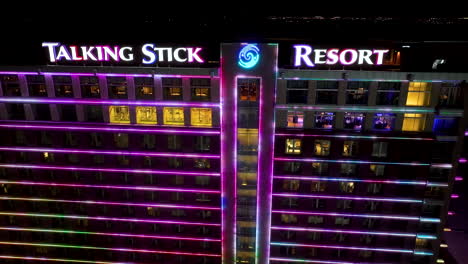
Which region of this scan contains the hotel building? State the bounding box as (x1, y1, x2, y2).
(0, 42, 466, 264)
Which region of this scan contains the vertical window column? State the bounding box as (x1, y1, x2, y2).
(126, 77, 137, 124)
(44, 74, 60, 121)
(367, 81, 378, 106)
(183, 78, 191, 126)
(72, 75, 85, 121)
(18, 75, 34, 120)
(154, 76, 164, 125)
(99, 76, 109, 122)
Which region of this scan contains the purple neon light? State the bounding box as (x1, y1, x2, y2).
(274, 133, 434, 141)
(448, 211, 455, 215)
(0, 163, 220, 177)
(0, 180, 220, 194)
(0, 196, 220, 210)
(0, 123, 220, 135)
(451, 194, 459, 198)
(271, 226, 418, 238)
(0, 211, 221, 226)
(270, 242, 414, 254)
(0, 71, 218, 79)
(455, 177, 463, 181)
(270, 258, 356, 264)
(0, 146, 220, 159)
(273, 193, 422, 203)
(0, 255, 131, 264)
(0, 97, 220, 108)
(275, 175, 426, 186)
(271, 210, 438, 222)
(274, 157, 430, 166)
(43, 72, 95, 76)
(0, 71, 38, 75)
(459, 158, 467, 163)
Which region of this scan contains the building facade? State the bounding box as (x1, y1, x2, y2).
(0, 42, 466, 264)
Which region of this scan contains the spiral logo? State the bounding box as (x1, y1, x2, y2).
(238, 44, 260, 69)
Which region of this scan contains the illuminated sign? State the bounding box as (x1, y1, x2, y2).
(293, 45, 389, 67)
(238, 44, 260, 69)
(42, 42, 204, 64)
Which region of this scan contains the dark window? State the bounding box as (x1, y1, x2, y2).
(377, 82, 400, 105)
(439, 82, 462, 108)
(107, 77, 127, 99)
(135, 77, 154, 100)
(163, 78, 183, 100)
(168, 135, 181, 150)
(286, 80, 308, 104)
(373, 113, 396, 130)
(80, 77, 100, 98)
(27, 75, 47, 97)
(191, 78, 211, 101)
(1, 75, 21, 96)
(34, 104, 51, 120)
(6, 103, 25, 120)
(316, 81, 338, 104)
(433, 117, 458, 135)
(53, 76, 73, 97)
(195, 136, 211, 152)
(284, 162, 302, 173)
(59, 105, 77, 121)
(346, 81, 369, 105)
(344, 112, 364, 130)
(86, 105, 103, 122)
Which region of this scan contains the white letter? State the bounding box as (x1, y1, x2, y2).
(56, 46, 72, 61)
(42, 42, 60, 62)
(95, 46, 103, 61)
(326, 49, 339, 64)
(142, 44, 156, 64)
(187, 47, 204, 63)
(119, 47, 134, 62)
(373, 50, 389, 65)
(293, 45, 314, 67)
(358, 49, 373, 65)
(174, 48, 187, 62)
(314, 49, 327, 64)
(103, 46, 119, 61)
(81, 46, 97, 61)
(154, 48, 173, 62)
(70, 46, 83, 60)
(339, 49, 358, 65)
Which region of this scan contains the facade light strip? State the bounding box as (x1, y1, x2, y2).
(0, 163, 220, 177)
(0, 241, 221, 257)
(272, 210, 440, 223)
(272, 193, 423, 203)
(0, 180, 220, 194)
(270, 257, 381, 264)
(0, 196, 221, 210)
(0, 97, 220, 108)
(275, 104, 433, 113)
(0, 226, 220, 242)
(0, 146, 220, 159)
(0, 71, 218, 79)
(0, 212, 221, 226)
(274, 157, 430, 166)
(0, 255, 132, 264)
(274, 133, 434, 141)
(0, 123, 220, 134)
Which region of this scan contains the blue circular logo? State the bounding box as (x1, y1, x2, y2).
(238, 44, 260, 69)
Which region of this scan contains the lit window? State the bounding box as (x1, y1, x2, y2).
(285, 139, 301, 154)
(343, 141, 357, 157)
(135, 77, 154, 100)
(315, 112, 334, 129)
(53, 76, 73, 97)
(339, 182, 355, 193)
(191, 108, 212, 127)
(370, 164, 385, 176)
(163, 78, 183, 100)
(314, 140, 330, 156)
(238, 128, 259, 153)
(80, 77, 100, 98)
(287, 111, 304, 128)
(109, 106, 130, 124)
(373, 113, 395, 130)
(136, 106, 157, 124)
(283, 180, 300, 191)
(27, 75, 47, 97)
(344, 112, 364, 130)
(239, 78, 259, 102)
(1, 75, 21, 96)
(312, 162, 328, 175)
(406, 82, 431, 106)
(194, 159, 211, 169)
(346, 81, 369, 105)
(163, 107, 184, 126)
(402, 113, 426, 131)
(191, 78, 211, 101)
(107, 77, 127, 99)
(372, 142, 388, 157)
(281, 214, 297, 224)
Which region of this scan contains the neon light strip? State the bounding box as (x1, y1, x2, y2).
(274, 157, 430, 166)
(270, 226, 436, 239)
(0, 255, 131, 264)
(275, 104, 433, 113)
(431, 164, 453, 168)
(0, 71, 218, 79)
(459, 158, 467, 163)
(275, 133, 434, 141)
(270, 257, 367, 264)
(273, 193, 422, 203)
(270, 242, 431, 255)
(0, 196, 221, 210)
(0, 164, 220, 177)
(0, 146, 220, 159)
(0, 72, 39, 75)
(455, 177, 463, 181)
(0, 180, 220, 194)
(0, 226, 220, 242)
(272, 210, 440, 223)
(0, 212, 221, 226)
(0, 123, 220, 135)
(0, 97, 220, 108)
(43, 72, 95, 76)
(274, 175, 448, 187)
(0, 241, 221, 257)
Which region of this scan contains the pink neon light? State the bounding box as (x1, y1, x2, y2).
(455, 177, 463, 181)
(451, 194, 459, 198)
(271, 242, 414, 254)
(0, 196, 221, 210)
(0, 163, 220, 177)
(0, 146, 220, 159)
(270, 257, 355, 264)
(0, 212, 221, 226)
(272, 210, 422, 221)
(273, 193, 422, 203)
(0, 255, 128, 264)
(459, 158, 467, 163)
(271, 226, 417, 237)
(0, 71, 38, 75)
(274, 133, 434, 141)
(448, 211, 455, 215)
(0, 180, 220, 194)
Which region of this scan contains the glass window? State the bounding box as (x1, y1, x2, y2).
(285, 139, 301, 154)
(27, 75, 47, 97)
(1, 75, 21, 96)
(6, 103, 25, 120)
(135, 77, 154, 100)
(372, 142, 388, 157)
(114, 133, 128, 148)
(373, 113, 395, 130)
(315, 112, 334, 129)
(53, 76, 73, 97)
(433, 117, 458, 135)
(281, 214, 297, 224)
(335, 217, 350, 226)
(163, 107, 184, 126)
(107, 77, 127, 99)
(346, 81, 369, 105)
(80, 76, 100, 98)
(314, 140, 330, 156)
(312, 162, 328, 175)
(191, 108, 212, 127)
(195, 136, 210, 152)
(339, 182, 355, 193)
(311, 181, 326, 192)
(163, 78, 183, 100)
(34, 104, 51, 121)
(367, 183, 382, 194)
(377, 82, 400, 105)
(136, 106, 157, 124)
(406, 82, 431, 106)
(402, 113, 426, 132)
(337, 200, 353, 210)
(343, 141, 358, 156)
(109, 106, 130, 124)
(308, 216, 323, 224)
(316, 81, 338, 104)
(239, 78, 258, 102)
(370, 164, 385, 176)
(344, 112, 364, 130)
(168, 135, 181, 150)
(86, 105, 103, 122)
(439, 82, 462, 107)
(340, 164, 357, 176)
(142, 134, 155, 149)
(283, 180, 300, 191)
(194, 159, 211, 169)
(196, 176, 210, 186)
(286, 80, 308, 104)
(287, 111, 304, 128)
(59, 105, 77, 121)
(284, 162, 302, 173)
(191, 78, 211, 101)
(169, 158, 182, 168)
